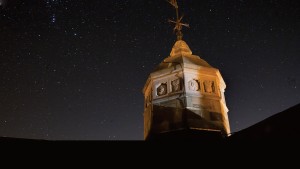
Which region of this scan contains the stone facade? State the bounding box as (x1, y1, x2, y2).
(143, 40, 230, 140)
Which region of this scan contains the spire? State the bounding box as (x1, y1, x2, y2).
(167, 0, 189, 40)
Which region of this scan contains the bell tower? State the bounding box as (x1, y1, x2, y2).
(143, 0, 230, 140)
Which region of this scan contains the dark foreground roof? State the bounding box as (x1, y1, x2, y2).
(229, 103, 300, 141)
(1, 103, 300, 142)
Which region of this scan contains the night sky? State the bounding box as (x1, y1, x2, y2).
(0, 0, 299, 140)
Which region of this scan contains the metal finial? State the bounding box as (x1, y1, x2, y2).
(167, 0, 189, 40)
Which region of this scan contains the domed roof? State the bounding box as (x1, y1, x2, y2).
(170, 40, 192, 57)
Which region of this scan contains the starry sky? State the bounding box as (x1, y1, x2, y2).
(0, 0, 299, 140)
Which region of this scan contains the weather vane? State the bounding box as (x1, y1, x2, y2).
(167, 0, 189, 40)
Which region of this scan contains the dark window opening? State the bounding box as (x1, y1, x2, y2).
(210, 112, 223, 121)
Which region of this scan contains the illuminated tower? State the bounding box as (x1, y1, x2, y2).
(143, 0, 230, 140)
